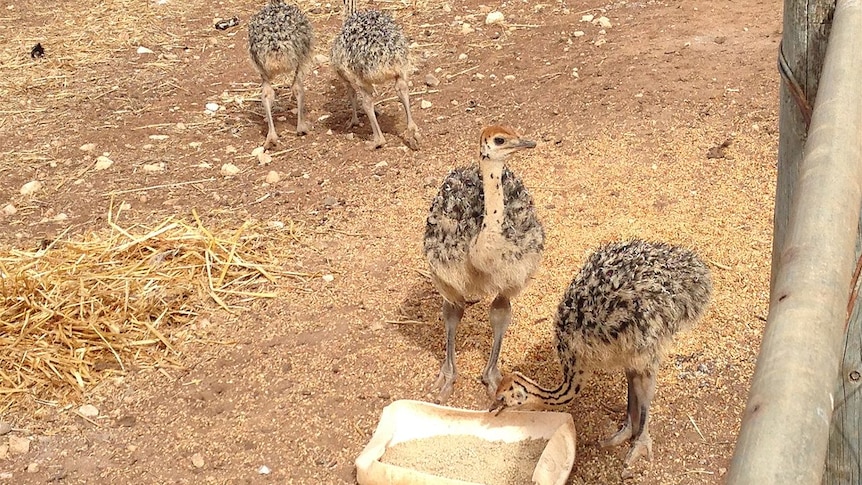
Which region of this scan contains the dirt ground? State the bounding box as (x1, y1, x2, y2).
(0, 0, 781, 483)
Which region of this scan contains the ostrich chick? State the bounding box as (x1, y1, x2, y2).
(248, 0, 314, 149)
(424, 125, 544, 403)
(492, 239, 712, 474)
(330, 0, 419, 150)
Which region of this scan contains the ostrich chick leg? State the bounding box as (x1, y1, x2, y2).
(261, 80, 279, 150)
(601, 369, 638, 448)
(481, 295, 511, 397)
(621, 370, 657, 477)
(432, 300, 464, 403)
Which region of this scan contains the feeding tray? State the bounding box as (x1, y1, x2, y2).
(355, 399, 576, 485)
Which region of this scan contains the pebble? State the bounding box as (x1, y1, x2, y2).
(26, 463, 38, 474)
(2, 204, 16, 216)
(420, 99, 432, 109)
(205, 102, 220, 112)
(257, 465, 271, 475)
(265, 171, 280, 184)
(251, 146, 265, 157)
(424, 73, 439, 87)
(504, 75, 516, 81)
(374, 161, 388, 169)
(79, 143, 96, 152)
(0, 472, 10, 480)
(225, 145, 237, 154)
(0, 423, 9, 436)
(313, 54, 329, 64)
(0, 444, 7, 460)
(136, 46, 154, 54)
(322, 196, 338, 208)
(78, 404, 99, 418)
(423, 176, 437, 188)
(191, 453, 205, 468)
(458, 53, 468, 60)
(189, 141, 203, 148)
(581, 14, 594, 22)
(257, 152, 272, 166)
(595, 16, 612, 28)
(94, 155, 114, 171)
(19, 180, 42, 196)
(485, 11, 504, 25)
(220, 163, 240, 176)
(322, 274, 335, 283)
(142, 163, 165, 172)
(572, 30, 585, 37)
(9, 436, 30, 455)
(149, 134, 169, 141)
(461, 23, 474, 34)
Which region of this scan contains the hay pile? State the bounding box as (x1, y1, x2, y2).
(0, 211, 306, 405)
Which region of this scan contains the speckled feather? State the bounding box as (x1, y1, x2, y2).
(330, 10, 410, 83)
(555, 239, 712, 374)
(424, 165, 544, 297)
(248, 1, 314, 81)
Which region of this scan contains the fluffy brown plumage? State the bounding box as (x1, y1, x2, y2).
(424, 125, 544, 403)
(248, 0, 314, 149)
(330, 0, 419, 149)
(492, 239, 712, 475)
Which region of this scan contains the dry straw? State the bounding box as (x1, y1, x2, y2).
(0, 207, 308, 407)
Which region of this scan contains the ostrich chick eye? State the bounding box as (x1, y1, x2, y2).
(493, 136, 505, 146)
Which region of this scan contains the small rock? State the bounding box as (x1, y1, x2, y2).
(136, 46, 154, 54)
(9, 436, 30, 455)
(220, 163, 240, 176)
(504, 75, 516, 81)
(115, 415, 136, 427)
(572, 30, 585, 37)
(94, 155, 114, 170)
(420, 99, 432, 109)
(374, 161, 388, 169)
(53, 213, 68, 222)
(78, 404, 99, 418)
(251, 146, 266, 157)
(257, 152, 272, 166)
(594, 38, 607, 46)
(2, 204, 16, 216)
(19, 180, 42, 196)
(0, 471, 10, 480)
(322, 274, 335, 282)
(594, 16, 612, 28)
(313, 54, 329, 64)
(461, 23, 474, 35)
(26, 463, 38, 473)
(258, 465, 271, 475)
(458, 53, 468, 60)
(191, 453, 205, 468)
(581, 14, 594, 22)
(79, 143, 96, 152)
(142, 163, 165, 172)
(189, 141, 203, 148)
(0, 423, 10, 436)
(714, 36, 727, 44)
(0, 444, 7, 460)
(265, 171, 280, 184)
(225, 145, 237, 154)
(322, 196, 338, 208)
(205, 102, 220, 112)
(175, 122, 186, 130)
(423, 176, 437, 187)
(442, 4, 451, 12)
(424, 73, 439, 87)
(149, 134, 169, 141)
(485, 11, 505, 25)
(317, 114, 331, 122)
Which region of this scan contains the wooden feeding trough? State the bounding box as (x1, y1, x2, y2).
(355, 400, 576, 485)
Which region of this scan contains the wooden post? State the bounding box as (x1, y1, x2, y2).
(729, 0, 862, 482)
(823, 222, 862, 484)
(770, 0, 833, 292)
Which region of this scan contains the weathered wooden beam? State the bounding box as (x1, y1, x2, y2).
(823, 229, 862, 484)
(729, 0, 862, 483)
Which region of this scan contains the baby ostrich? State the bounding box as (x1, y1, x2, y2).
(424, 125, 544, 403)
(248, 0, 314, 149)
(330, 0, 419, 150)
(492, 239, 712, 475)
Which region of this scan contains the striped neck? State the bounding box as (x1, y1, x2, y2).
(343, 0, 357, 18)
(517, 360, 584, 409)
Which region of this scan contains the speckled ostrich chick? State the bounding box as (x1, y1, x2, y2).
(424, 125, 544, 403)
(492, 239, 712, 475)
(248, 0, 314, 149)
(330, 0, 419, 150)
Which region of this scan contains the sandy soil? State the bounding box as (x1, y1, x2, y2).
(0, 0, 781, 483)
